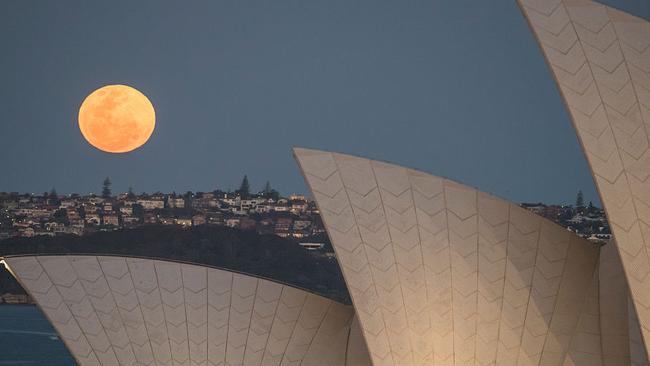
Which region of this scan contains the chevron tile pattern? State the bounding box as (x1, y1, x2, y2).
(564, 270, 602, 366)
(347, 316, 373, 366)
(3, 255, 369, 366)
(599, 242, 633, 365)
(518, 0, 650, 359)
(294, 148, 600, 366)
(629, 299, 650, 366)
(598, 241, 650, 366)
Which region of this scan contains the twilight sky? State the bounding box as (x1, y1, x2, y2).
(2, 1, 649, 204)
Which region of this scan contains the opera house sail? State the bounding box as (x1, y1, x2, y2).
(294, 148, 606, 366)
(517, 0, 650, 359)
(3, 255, 371, 366)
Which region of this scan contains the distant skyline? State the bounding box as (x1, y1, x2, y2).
(0, 176, 601, 208)
(2, 0, 649, 204)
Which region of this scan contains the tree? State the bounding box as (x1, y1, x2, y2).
(48, 188, 60, 205)
(261, 181, 280, 201)
(262, 181, 280, 200)
(575, 190, 584, 209)
(183, 191, 194, 208)
(53, 208, 69, 225)
(238, 175, 250, 198)
(102, 177, 112, 198)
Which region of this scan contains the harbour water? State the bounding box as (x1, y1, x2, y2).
(0, 305, 75, 365)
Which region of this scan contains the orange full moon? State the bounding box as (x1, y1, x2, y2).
(78, 85, 155, 153)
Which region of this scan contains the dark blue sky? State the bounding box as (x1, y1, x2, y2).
(2, 1, 649, 204)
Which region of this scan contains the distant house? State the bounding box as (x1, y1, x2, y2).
(44, 222, 64, 231)
(84, 204, 98, 214)
(231, 208, 248, 216)
(192, 193, 219, 209)
(85, 214, 101, 225)
(150, 193, 166, 201)
(122, 215, 139, 227)
(67, 209, 82, 221)
(290, 201, 308, 214)
(59, 200, 77, 208)
(254, 205, 271, 214)
(137, 199, 165, 210)
(102, 214, 119, 226)
(121, 199, 137, 207)
(87, 196, 105, 205)
(273, 204, 289, 212)
(239, 200, 254, 211)
(167, 197, 185, 209)
(220, 197, 238, 206)
(70, 219, 85, 228)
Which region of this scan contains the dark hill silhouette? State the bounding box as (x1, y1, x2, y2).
(0, 225, 350, 304)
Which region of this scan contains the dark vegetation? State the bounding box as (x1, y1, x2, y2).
(0, 225, 350, 303)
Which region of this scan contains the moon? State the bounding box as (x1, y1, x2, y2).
(78, 85, 155, 153)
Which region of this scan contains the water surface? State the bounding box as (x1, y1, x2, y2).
(0, 305, 75, 365)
